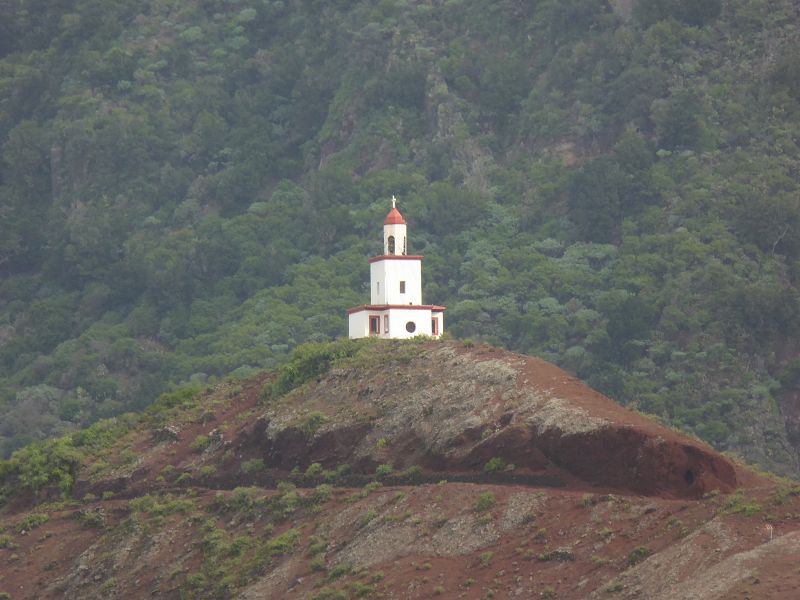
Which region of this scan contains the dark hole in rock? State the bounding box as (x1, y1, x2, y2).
(684, 469, 695, 485)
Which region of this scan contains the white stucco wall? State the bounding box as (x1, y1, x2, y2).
(349, 307, 444, 339)
(383, 223, 407, 255)
(370, 258, 423, 305)
(348, 311, 371, 338)
(385, 307, 432, 338)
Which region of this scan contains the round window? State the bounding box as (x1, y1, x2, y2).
(405, 321, 416, 333)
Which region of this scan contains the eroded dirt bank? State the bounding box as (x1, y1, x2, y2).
(235, 343, 737, 499)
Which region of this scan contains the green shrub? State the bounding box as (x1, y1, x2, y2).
(628, 546, 652, 566)
(147, 384, 203, 416)
(300, 413, 327, 437)
(515, 546, 535, 560)
(223, 487, 262, 512)
(324, 463, 352, 483)
(375, 464, 393, 478)
(483, 457, 506, 473)
(327, 563, 352, 581)
(361, 510, 379, 527)
(2, 437, 83, 497)
(261, 339, 370, 401)
(190, 435, 211, 453)
(716, 491, 761, 516)
(199, 465, 216, 478)
(351, 581, 374, 597)
(182, 572, 208, 594)
(77, 509, 105, 528)
(475, 492, 496, 512)
(310, 555, 326, 571)
(307, 535, 328, 557)
(275, 488, 302, 517)
(312, 587, 348, 600)
(398, 465, 422, 480)
(364, 481, 382, 493)
(129, 494, 194, 516)
(538, 549, 574, 562)
(597, 527, 613, 538)
(16, 512, 49, 533)
(240, 458, 265, 474)
(479, 551, 494, 567)
(265, 528, 300, 557)
(313, 484, 333, 503)
(770, 485, 800, 506)
(304, 462, 323, 478)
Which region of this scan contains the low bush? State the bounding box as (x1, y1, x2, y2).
(261, 339, 372, 402)
(628, 546, 652, 566)
(240, 458, 265, 474)
(16, 512, 49, 532)
(475, 492, 496, 512)
(190, 435, 211, 453)
(483, 457, 506, 473)
(538, 549, 574, 562)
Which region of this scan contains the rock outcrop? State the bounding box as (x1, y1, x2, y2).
(238, 343, 736, 498)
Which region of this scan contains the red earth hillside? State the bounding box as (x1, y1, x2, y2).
(1, 339, 797, 600)
(231, 341, 737, 499)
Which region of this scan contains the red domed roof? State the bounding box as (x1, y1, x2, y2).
(384, 206, 406, 225)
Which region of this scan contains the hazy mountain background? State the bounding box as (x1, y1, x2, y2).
(1, 0, 800, 475)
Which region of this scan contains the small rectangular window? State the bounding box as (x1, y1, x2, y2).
(384, 315, 389, 333)
(400, 281, 406, 294)
(376, 281, 380, 295)
(431, 318, 439, 336)
(369, 316, 380, 335)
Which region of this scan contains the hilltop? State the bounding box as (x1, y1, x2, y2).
(1, 339, 798, 599)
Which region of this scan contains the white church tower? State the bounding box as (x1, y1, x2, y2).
(348, 197, 445, 339)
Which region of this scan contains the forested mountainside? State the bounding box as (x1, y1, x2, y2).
(1, 0, 800, 474)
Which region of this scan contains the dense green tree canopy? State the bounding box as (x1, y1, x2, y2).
(1, 0, 800, 475)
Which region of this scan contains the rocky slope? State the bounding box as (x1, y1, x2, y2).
(239, 342, 735, 499)
(1, 340, 798, 599)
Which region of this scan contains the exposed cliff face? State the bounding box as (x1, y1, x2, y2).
(0, 341, 797, 600)
(238, 344, 736, 499)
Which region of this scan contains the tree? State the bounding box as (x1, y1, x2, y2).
(771, 43, 800, 101)
(652, 89, 705, 150)
(635, 0, 722, 27)
(568, 156, 626, 243)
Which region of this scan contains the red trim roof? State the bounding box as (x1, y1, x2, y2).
(384, 207, 406, 225)
(369, 255, 423, 263)
(347, 304, 446, 315)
